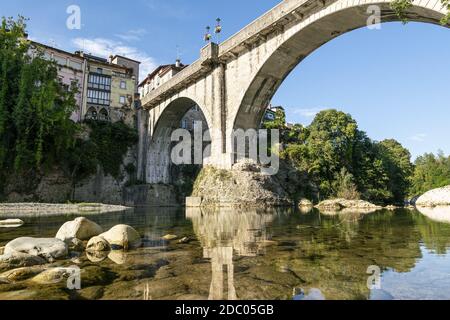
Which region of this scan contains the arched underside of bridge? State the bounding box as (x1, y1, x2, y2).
(233, 1, 448, 131)
(146, 97, 211, 184)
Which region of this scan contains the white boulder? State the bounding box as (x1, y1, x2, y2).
(416, 186, 450, 207)
(0, 252, 46, 272)
(4, 237, 68, 262)
(0, 219, 24, 228)
(55, 217, 103, 241)
(86, 236, 110, 252)
(98, 225, 141, 250)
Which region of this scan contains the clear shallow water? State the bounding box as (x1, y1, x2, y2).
(1, 206, 450, 300)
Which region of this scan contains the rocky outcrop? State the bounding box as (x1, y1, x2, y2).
(191, 161, 294, 207)
(55, 217, 103, 241)
(3, 237, 68, 262)
(416, 185, 450, 207)
(316, 199, 382, 214)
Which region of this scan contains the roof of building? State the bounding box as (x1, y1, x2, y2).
(138, 63, 187, 88)
(30, 41, 84, 61)
(111, 55, 141, 64)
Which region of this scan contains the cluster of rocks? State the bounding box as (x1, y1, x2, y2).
(0, 217, 141, 275)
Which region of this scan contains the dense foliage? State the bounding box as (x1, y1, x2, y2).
(0, 17, 77, 183)
(267, 109, 414, 205)
(0, 18, 137, 197)
(410, 152, 450, 196)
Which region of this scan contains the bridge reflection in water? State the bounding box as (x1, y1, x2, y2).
(186, 207, 277, 300)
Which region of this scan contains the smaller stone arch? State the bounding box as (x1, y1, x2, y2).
(146, 97, 212, 184)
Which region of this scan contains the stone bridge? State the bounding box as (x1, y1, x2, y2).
(138, 0, 448, 183)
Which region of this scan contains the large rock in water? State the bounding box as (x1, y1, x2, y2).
(316, 199, 382, 212)
(416, 186, 450, 207)
(4, 237, 68, 262)
(56, 217, 103, 241)
(97, 225, 141, 250)
(191, 161, 293, 207)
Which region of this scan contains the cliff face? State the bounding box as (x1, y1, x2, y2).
(191, 160, 305, 207)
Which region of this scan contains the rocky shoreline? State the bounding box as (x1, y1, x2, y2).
(0, 203, 133, 217)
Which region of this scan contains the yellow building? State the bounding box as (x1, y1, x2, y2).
(82, 54, 140, 125)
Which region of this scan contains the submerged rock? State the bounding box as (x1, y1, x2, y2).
(0, 266, 45, 282)
(56, 217, 103, 241)
(416, 185, 450, 207)
(0, 252, 46, 272)
(4, 237, 68, 262)
(97, 225, 141, 251)
(31, 267, 77, 285)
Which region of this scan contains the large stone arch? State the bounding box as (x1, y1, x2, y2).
(146, 96, 212, 183)
(231, 0, 449, 131)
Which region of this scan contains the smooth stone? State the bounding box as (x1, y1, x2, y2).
(99, 225, 141, 250)
(31, 267, 77, 285)
(298, 199, 313, 207)
(86, 236, 110, 252)
(56, 217, 103, 241)
(4, 237, 68, 262)
(162, 234, 178, 241)
(0, 252, 46, 272)
(0, 219, 24, 228)
(0, 266, 45, 282)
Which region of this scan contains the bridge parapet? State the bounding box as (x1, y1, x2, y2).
(141, 0, 327, 110)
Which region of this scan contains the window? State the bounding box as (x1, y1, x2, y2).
(97, 68, 103, 74)
(87, 89, 110, 106)
(120, 81, 127, 89)
(181, 119, 188, 129)
(88, 73, 111, 91)
(120, 96, 126, 104)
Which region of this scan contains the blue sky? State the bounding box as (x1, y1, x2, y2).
(1, 0, 449, 159)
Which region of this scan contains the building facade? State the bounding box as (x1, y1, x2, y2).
(31, 41, 140, 125)
(139, 60, 207, 130)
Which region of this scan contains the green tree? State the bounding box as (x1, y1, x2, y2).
(410, 151, 450, 196)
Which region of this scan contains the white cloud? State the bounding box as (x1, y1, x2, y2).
(409, 133, 427, 142)
(115, 28, 148, 42)
(72, 37, 157, 81)
(292, 107, 327, 118)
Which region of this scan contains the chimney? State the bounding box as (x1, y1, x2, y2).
(175, 58, 181, 68)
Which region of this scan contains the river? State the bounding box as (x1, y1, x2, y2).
(1, 206, 450, 300)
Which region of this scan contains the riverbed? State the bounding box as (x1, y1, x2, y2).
(1, 206, 450, 300)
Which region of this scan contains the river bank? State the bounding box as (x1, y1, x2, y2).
(0, 203, 132, 218)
